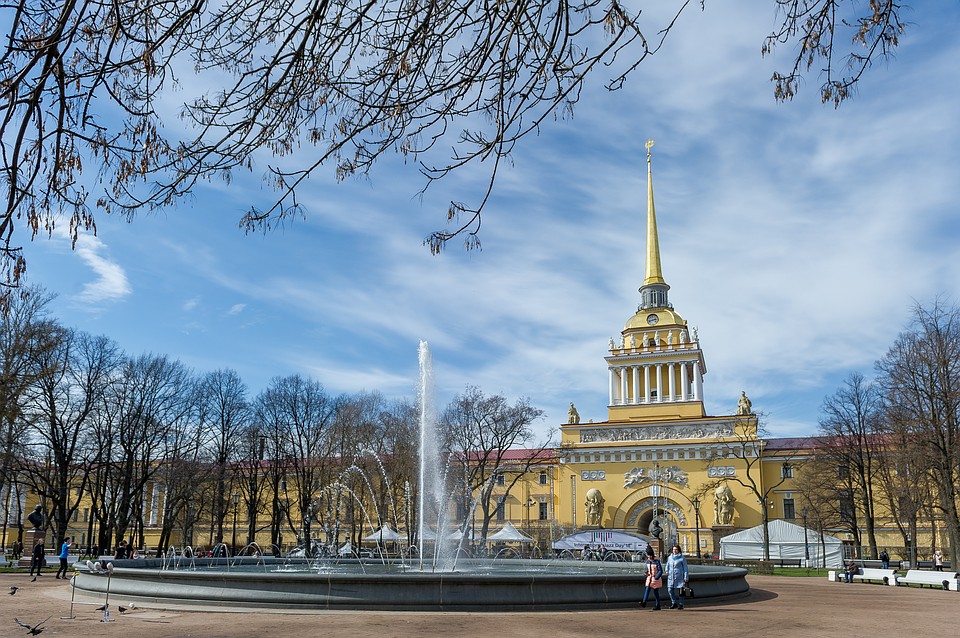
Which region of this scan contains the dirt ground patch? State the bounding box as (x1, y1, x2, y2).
(2, 571, 958, 637)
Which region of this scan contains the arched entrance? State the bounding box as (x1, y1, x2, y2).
(624, 498, 688, 547)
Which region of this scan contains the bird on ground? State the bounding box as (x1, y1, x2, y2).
(8, 586, 19, 595)
(14, 617, 50, 635)
(95, 604, 107, 611)
(118, 606, 129, 613)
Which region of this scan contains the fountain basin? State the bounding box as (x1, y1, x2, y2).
(72, 557, 749, 611)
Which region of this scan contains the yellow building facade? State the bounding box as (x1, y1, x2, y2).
(550, 141, 771, 556)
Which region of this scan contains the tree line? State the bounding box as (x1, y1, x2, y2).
(1, 285, 549, 555)
(801, 299, 960, 568)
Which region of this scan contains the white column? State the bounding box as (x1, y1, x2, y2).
(632, 366, 641, 405)
(680, 362, 689, 401)
(644, 365, 651, 403)
(609, 368, 616, 405)
(656, 364, 663, 402)
(668, 362, 676, 402)
(693, 361, 703, 401)
(621, 366, 629, 405)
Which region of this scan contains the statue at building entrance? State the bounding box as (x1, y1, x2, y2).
(714, 484, 735, 526)
(584, 488, 604, 527)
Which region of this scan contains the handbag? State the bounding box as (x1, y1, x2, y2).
(682, 584, 695, 598)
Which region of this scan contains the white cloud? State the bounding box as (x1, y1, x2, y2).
(227, 303, 246, 316)
(71, 233, 131, 305)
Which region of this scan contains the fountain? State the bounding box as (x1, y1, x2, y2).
(71, 341, 749, 610)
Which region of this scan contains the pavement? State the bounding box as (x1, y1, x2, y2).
(2, 571, 959, 637)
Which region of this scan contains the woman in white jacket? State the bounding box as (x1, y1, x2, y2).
(665, 545, 689, 609)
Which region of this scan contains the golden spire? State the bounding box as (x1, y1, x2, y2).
(643, 139, 666, 286)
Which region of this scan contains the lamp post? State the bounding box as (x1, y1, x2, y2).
(691, 496, 702, 560)
(801, 508, 810, 567)
(231, 492, 239, 553)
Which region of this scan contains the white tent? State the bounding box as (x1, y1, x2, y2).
(486, 522, 535, 544)
(552, 530, 649, 552)
(719, 520, 844, 567)
(363, 525, 402, 543)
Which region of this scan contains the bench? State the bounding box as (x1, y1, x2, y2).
(771, 559, 803, 568)
(828, 567, 897, 585)
(896, 570, 960, 591)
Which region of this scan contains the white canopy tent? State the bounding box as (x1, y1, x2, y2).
(551, 530, 649, 552)
(719, 520, 844, 567)
(362, 525, 402, 543)
(486, 522, 535, 544)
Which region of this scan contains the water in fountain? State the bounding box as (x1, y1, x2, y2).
(417, 340, 453, 569)
(72, 339, 750, 609)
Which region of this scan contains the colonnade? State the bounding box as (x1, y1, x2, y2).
(607, 360, 703, 406)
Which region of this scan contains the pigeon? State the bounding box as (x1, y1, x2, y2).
(14, 617, 50, 635)
(118, 606, 129, 613)
(8, 586, 18, 595)
(95, 605, 108, 611)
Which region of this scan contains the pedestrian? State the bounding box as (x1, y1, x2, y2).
(12, 539, 23, 560)
(844, 560, 857, 583)
(596, 544, 609, 561)
(29, 538, 45, 577)
(581, 544, 592, 561)
(933, 550, 944, 571)
(56, 536, 72, 579)
(640, 545, 663, 610)
(665, 544, 689, 610)
(879, 549, 890, 570)
(115, 539, 128, 560)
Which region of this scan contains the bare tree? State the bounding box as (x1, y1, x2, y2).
(703, 414, 802, 561)
(196, 368, 250, 548)
(876, 299, 960, 568)
(20, 329, 121, 546)
(0, 1, 910, 290)
(817, 372, 884, 558)
(255, 374, 336, 555)
(763, 0, 905, 106)
(440, 386, 548, 548)
(0, 285, 58, 540)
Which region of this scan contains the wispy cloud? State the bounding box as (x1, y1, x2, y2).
(71, 233, 131, 305)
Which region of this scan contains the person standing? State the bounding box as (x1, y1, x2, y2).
(640, 545, 663, 610)
(115, 539, 128, 559)
(29, 538, 45, 578)
(56, 536, 72, 579)
(933, 550, 944, 571)
(879, 549, 890, 570)
(665, 544, 690, 609)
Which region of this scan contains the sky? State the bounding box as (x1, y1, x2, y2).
(16, 1, 960, 443)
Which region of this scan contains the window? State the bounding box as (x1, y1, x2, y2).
(839, 489, 855, 522)
(539, 502, 548, 520)
(495, 498, 505, 521)
(837, 464, 849, 480)
(783, 498, 796, 520)
(781, 464, 793, 479)
(496, 473, 505, 486)
(538, 471, 548, 485)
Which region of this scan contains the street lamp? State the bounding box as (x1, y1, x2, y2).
(691, 496, 702, 560)
(231, 492, 239, 553)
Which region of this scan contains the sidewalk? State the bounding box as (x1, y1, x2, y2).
(1, 572, 958, 637)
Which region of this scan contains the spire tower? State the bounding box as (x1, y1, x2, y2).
(639, 139, 671, 310)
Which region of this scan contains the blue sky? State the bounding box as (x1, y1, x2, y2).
(17, 1, 960, 442)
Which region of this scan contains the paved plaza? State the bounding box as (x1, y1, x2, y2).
(2, 572, 958, 637)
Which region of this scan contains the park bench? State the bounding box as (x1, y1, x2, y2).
(895, 570, 960, 591)
(771, 559, 802, 568)
(828, 567, 897, 585)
